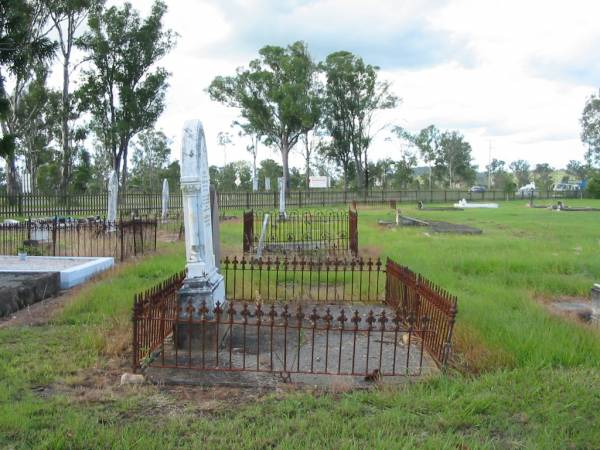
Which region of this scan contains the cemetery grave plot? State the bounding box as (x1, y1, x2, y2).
(133, 258, 457, 387)
(0, 218, 157, 261)
(378, 213, 483, 235)
(243, 209, 358, 257)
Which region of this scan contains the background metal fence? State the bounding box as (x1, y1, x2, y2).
(0, 189, 584, 217)
(0, 218, 158, 261)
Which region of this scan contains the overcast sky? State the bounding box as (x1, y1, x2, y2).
(91, 0, 600, 170)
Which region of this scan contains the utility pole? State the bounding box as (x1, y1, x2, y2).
(487, 140, 492, 190)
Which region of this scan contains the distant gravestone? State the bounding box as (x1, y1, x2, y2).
(265, 177, 271, 191)
(210, 185, 221, 269)
(107, 170, 118, 223)
(177, 120, 225, 328)
(256, 213, 270, 259)
(161, 179, 169, 221)
(278, 177, 286, 219)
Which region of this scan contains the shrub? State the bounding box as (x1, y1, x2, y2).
(587, 173, 600, 199)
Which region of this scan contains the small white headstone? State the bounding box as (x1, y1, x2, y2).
(107, 171, 118, 223)
(279, 177, 286, 218)
(256, 214, 270, 259)
(265, 177, 271, 191)
(161, 179, 169, 221)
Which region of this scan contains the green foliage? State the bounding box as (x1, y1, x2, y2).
(16, 244, 42, 256)
(566, 159, 588, 180)
(586, 172, 600, 198)
(533, 163, 555, 191)
(257, 158, 282, 188)
(581, 92, 600, 164)
(77, 0, 175, 186)
(208, 41, 320, 188)
(509, 159, 530, 187)
(404, 125, 475, 187)
(129, 129, 172, 192)
(320, 51, 398, 189)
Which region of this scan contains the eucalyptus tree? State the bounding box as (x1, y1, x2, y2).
(437, 130, 476, 187)
(509, 160, 530, 187)
(208, 41, 320, 191)
(47, 0, 100, 194)
(320, 51, 398, 189)
(77, 0, 175, 189)
(581, 91, 600, 165)
(0, 0, 55, 195)
(533, 163, 555, 192)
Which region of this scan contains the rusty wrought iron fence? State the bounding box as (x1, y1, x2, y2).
(0, 218, 157, 261)
(132, 271, 187, 371)
(132, 257, 458, 378)
(243, 209, 358, 257)
(385, 259, 457, 366)
(133, 298, 432, 378)
(222, 255, 383, 304)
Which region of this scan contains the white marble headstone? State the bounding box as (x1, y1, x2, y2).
(180, 120, 217, 279)
(265, 177, 271, 191)
(161, 179, 169, 221)
(279, 177, 286, 217)
(107, 170, 118, 223)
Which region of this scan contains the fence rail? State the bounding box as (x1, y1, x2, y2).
(132, 257, 458, 377)
(0, 189, 584, 217)
(0, 218, 157, 261)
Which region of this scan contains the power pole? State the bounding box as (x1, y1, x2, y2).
(487, 140, 492, 189)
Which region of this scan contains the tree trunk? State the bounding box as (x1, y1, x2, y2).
(354, 154, 364, 190)
(6, 156, 19, 201)
(60, 56, 70, 196)
(304, 131, 311, 188)
(119, 136, 131, 194)
(281, 138, 290, 192)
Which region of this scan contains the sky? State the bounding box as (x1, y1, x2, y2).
(62, 0, 600, 171)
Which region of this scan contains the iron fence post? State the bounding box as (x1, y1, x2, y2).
(52, 217, 57, 256)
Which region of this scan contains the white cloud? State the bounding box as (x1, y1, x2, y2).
(51, 0, 600, 172)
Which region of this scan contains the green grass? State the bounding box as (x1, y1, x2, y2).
(2, 200, 600, 448)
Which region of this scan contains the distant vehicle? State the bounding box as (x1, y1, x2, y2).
(553, 183, 580, 192)
(469, 185, 486, 193)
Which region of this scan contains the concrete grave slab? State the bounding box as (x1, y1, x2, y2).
(0, 255, 114, 289)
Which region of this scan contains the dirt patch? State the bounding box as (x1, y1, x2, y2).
(0, 287, 72, 328)
(539, 296, 593, 324)
(378, 217, 482, 235)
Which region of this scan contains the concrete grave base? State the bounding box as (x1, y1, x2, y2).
(0, 272, 60, 317)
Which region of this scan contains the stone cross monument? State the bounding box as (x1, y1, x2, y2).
(161, 179, 169, 221)
(107, 170, 118, 223)
(178, 120, 225, 326)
